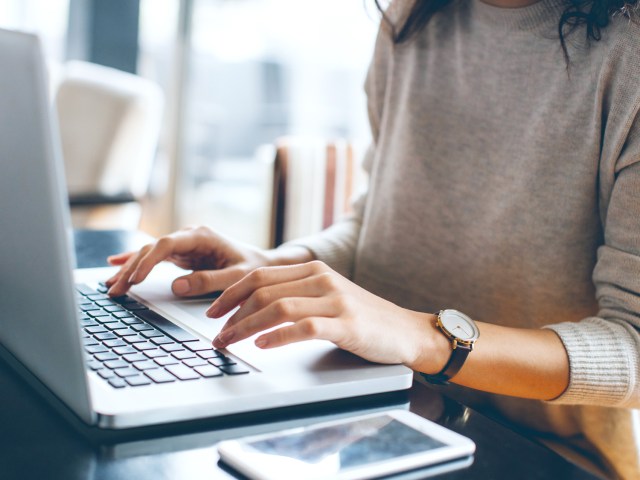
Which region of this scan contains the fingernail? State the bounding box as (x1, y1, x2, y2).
(255, 337, 268, 348)
(173, 279, 190, 295)
(206, 302, 220, 317)
(128, 271, 139, 284)
(214, 329, 234, 347)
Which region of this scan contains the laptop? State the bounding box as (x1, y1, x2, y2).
(0, 28, 413, 431)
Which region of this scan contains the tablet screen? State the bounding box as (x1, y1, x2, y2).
(246, 415, 446, 471)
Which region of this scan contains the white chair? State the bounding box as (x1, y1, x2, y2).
(54, 61, 163, 229)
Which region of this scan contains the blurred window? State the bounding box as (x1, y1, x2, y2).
(139, 0, 378, 246)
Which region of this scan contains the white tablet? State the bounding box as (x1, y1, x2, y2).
(217, 409, 475, 480)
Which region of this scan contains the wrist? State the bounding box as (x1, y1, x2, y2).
(263, 245, 315, 267)
(407, 312, 451, 375)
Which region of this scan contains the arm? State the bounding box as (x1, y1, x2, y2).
(208, 260, 569, 402)
(208, 116, 640, 406)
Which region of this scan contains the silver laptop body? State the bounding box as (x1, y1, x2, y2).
(0, 28, 412, 430)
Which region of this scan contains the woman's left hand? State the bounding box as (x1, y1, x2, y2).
(208, 261, 446, 371)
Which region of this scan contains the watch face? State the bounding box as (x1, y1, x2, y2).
(439, 310, 479, 343)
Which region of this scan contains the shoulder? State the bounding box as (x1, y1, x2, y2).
(574, 13, 640, 127)
(593, 12, 640, 73)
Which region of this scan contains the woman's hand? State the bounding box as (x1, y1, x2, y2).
(105, 226, 312, 297)
(209, 261, 449, 370)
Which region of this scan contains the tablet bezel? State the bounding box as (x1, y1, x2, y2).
(217, 409, 476, 480)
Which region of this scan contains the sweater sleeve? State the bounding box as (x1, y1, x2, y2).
(545, 111, 640, 407)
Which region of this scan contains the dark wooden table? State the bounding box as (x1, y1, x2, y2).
(0, 230, 599, 480)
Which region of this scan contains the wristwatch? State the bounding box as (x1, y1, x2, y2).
(421, 309, 479, 385)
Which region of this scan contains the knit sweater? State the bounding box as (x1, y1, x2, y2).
(291, 0, 640, 477)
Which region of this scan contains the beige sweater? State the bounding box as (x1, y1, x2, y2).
(292, 0, 640, 477)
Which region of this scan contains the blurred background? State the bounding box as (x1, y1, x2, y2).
(0, 0, 378, 247)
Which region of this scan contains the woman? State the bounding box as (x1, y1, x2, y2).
(107, 1, 640, 477)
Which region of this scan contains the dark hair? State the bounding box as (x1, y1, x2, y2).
(374, 1, 639, 63)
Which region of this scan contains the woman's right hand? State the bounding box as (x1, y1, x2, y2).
(104, 226, 312, 298)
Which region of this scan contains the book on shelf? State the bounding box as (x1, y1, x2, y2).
(267, 136, 366, 248)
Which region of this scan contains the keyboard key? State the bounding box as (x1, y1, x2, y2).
(108, 378, 127, 388)
(124, 335, 147, 344)
(112, 294, 134, 304)
(183, 357, 208, 368)
(114, 312, 136, 319)
(81, 319, 99, 327)
(142, 330, 165, 339)
(105, 359, 129, 370)
(115, 367, 140, 378)
(124, 302, 148, 311)
(134, 342, 157, 351)
(154, 356, 179, 366)
(144, 349, 167, 359)
(165, 364, 200, 381)
(87, 359, 104, 370)
(133, 360, 159, 371)
(87, 310, 110, 318)
(184, 340, 215, 352)
(94, 352, 119, 362)
(95, 299, 117, 307)
(83, 337, 99, 346)
(104, 306, 125, 313)
(86, 344, 109, 354)
(197, 350, 223, 359)
(123, 353, 147, 362)
(126, 375, 152, 387)
(87, 293, 109, 301)
(209, 358, 236, 367)
(79, 304, 98, 312)
(104, 339, 127, 348)
(114, 345, 138, 355)
(95, 316, 118, 324)
(131, 323, 154, 332)
(219, 364, 250, 375)
(145, 369, 176, 384)
(85, 326, 108, 334)
(114, 328, 136, 337)
(135, 310, 199, 343)
(149, 336, 174, 344)
(105, 321, 129, 331)
(160, 343, 184, 353)
(173, 350, 196, 360)
(98, 369, 116, 379)
(76, 284, 94, 295)
(194, 365, 223, 378)
(95, 332, 117, 341)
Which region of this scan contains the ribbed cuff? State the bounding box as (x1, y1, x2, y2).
(544, 318, 639, 406)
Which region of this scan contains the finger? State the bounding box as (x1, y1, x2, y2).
(107, 251, 136, 266)
(208, 261, 327, 317)
(172, 268, 247, 297)
(213, 297, 335, 348)
(105, 252, 140, 286)
(254, 317, 340, 349)
(210, 275, 329, 329)
(127, 237, 179, 285)
(107, 244, 153, 296)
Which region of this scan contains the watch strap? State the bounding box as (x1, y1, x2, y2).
(421, 343, 472, 385)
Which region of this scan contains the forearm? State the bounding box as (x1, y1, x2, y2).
(264, 245, 316, 267)
(414, 317, 570, 401)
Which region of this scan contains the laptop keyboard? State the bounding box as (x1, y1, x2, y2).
(76, 283, 250, 389)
